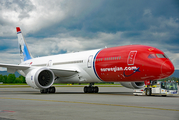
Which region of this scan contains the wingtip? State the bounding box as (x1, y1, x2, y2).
(16, 27, 21, 32)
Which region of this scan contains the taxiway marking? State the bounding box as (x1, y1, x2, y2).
(0, 97, 178, 112)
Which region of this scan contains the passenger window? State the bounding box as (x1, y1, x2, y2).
(148, 54, 156, 59)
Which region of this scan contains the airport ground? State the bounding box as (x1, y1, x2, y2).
(0, 86, 178, 120)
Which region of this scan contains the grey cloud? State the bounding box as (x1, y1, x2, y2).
(0, 0, 179, 68)
(0, 0, 35, 19)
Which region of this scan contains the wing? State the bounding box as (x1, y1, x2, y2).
(0, 63, 78, 77)
(0, 63, 30, 73)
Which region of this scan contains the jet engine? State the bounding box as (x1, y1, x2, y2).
(120, 82, 145, 89)
(26, 68, 55, 90)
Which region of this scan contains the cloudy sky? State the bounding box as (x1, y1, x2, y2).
(0, 0, 179, 70)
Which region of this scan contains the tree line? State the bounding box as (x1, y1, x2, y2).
(0, 74, 178, 84)
(0, 74, 25, 83)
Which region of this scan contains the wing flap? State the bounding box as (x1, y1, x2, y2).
(0, 63, 78, 77)
(50, 68, 78, 77)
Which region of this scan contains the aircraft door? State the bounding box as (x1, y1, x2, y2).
(47, 60, 53, 67)
(127, 51, 137, 65)
(87, 55, 93, 68)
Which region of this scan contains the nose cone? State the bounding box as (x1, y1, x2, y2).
(161, 60, 175, 76)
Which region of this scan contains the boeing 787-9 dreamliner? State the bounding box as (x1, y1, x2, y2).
(0, 27, 175, 94)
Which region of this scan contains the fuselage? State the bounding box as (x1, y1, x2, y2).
(19, 45, 174, 83)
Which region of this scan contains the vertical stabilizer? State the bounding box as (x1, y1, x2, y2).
(16, 27, 32, 62)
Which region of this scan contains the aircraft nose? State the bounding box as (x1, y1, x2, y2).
(161, 60, 175, 76)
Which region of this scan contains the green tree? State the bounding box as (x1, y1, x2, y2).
(21, 76, 26, 83)
(0, 75, 3, 82)
(7, 74, 16, 83)
(2, 75, 7, 83)
(14, 77, 20, 83)
(15, 75, 26, 83)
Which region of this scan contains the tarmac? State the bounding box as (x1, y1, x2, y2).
(0, 86, 179, 120)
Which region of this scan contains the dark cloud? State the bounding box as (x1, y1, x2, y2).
(0, 39, 17, 51)
(37, 0, 179, 39)
(0, 0, 179, 68)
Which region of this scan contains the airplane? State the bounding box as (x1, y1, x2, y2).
(0, 27, 175, 94)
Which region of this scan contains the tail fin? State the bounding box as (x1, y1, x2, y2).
(16, 27, 32, 62)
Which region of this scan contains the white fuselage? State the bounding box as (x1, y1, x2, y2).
(18, 49, 102, 83)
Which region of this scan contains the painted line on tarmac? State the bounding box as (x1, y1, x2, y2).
(0, 97, 179, 112)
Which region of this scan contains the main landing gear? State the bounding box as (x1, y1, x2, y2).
(40, 86, 56, 94)
(84, 83, 99, 93)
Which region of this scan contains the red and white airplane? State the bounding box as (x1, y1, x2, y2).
(0, 27, 175, 93)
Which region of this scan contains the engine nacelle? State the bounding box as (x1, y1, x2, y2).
(26, 68, 55, 90)
(120, 82, 145, 89)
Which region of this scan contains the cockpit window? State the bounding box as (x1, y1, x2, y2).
(163, 54, 168, 58)
(156, 54, 167, 58)
(148, 54, 156, 59)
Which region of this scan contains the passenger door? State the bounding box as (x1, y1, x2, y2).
(87, 55, 93, 68)
(127, 51, 137, 65)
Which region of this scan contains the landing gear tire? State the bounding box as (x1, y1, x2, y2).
(40, 89, 48, 94)
(88, 87, 93, 93)
(84, 86, 88, 93)
(94, 86, 99, 93)
(146, 88, 151, 96)
(83, 86, 99, 93)
(40, 86, 56, 94)
(48, 86, 56, 93)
